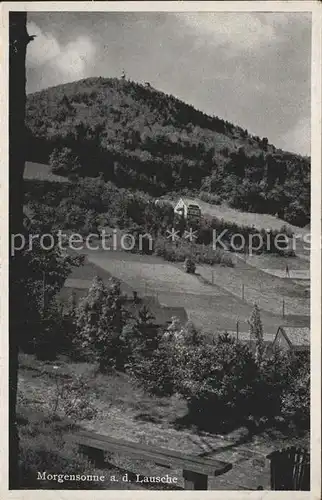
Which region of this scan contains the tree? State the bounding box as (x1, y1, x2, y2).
(134, 305, 158, 350)
(253, 347, 293, 423)
(249, 304, 264, 365)
(9, 12, 34, 487)
(180, 321, 204, 346)
(261, 137, 269, 151)
(280, 362, 310, 430)
(14, 235, 84, 356)
(122, 304, 160, 363)
(49, 147, 81, 176)
(75, 277, 130, 371)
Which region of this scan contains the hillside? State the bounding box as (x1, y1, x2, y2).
(26, 77, 310, 226)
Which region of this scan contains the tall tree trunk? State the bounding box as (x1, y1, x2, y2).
(9, 12, 31, 488)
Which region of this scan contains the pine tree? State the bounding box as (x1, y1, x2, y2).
(136, 305, 158, 353)
(122, 304, 158, 358)
(249, 304, 264, 365)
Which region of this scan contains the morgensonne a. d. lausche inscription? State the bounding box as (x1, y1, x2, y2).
(37, 471, 178, 485)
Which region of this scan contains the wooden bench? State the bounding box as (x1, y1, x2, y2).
(68, 429, 232, 490)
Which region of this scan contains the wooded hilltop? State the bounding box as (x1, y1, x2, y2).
(26, 77, 310, 227)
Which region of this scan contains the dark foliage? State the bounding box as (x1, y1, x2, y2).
(26, 77, 310, 226)
(129, 323, 310, 434)
(25, 176, 292, 261)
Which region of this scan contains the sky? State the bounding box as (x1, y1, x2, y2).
(26, 12, 311, 156)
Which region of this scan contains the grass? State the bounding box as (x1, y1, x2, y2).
(17, 407, 142, 490)
(18, 353, 309, 490)
(197, 258, 309, 317)
(166, 196, 308, 237)
(241, 252, 309, 272)
(71, 249, 308, 335)
(62, 253, 134, 295)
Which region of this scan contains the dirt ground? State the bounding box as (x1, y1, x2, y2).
(18, 354, 309, 491)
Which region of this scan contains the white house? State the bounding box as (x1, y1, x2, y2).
(174, 197, 201, 221)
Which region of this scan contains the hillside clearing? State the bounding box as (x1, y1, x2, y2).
(166, 197, 308, 236)
(197, 260, 309, 317)
(76, 250, 308, 335)
(240, 253, 309, 272)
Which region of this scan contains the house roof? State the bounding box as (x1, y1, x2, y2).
(221, 331, 274, 344)
(24, 161, 70, 183)
(178, 197, 201, 209)
(278, 326, 310, 347)
(61, 285, 188, 327)
(127, 295, 188, 326)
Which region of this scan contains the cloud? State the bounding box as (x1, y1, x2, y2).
(26, 21, 96, 85)
(279, 117, 311, 156)
(175, 12, 310, 54)
(175, 13, 277, 52)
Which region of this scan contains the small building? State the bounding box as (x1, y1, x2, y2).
(174, 197, 201, 221)
(219, 330, 274, 353)
(272, 326, 310, 353)
(126, 293, 188, 328)
(61, 281, 188, 329)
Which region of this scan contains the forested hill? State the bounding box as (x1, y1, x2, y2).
(26, 77, 310, 226)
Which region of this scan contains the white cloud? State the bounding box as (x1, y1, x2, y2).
(55, 36, 96, 81)
(26, 21, 96, 84)
(175, 13, 277, 51)
(279, 117, 311, 156)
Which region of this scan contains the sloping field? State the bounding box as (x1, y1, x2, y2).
(167, 197, 307, 237)
(260, 269, 309, 280)
(197, 259, 309, 317)
(88, 256, 218, 296)
(85, 251, 305, 336)
(24, 161, 70, 183)
(241, 253, 309, 272)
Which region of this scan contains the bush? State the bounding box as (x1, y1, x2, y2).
(127, 344, 177, 397)
(280, 224, 294, 238)
(199, 191, 222, 205)
(176, 338, 259, 431)
(131, 326, 259, 432)
(49, 373, 98, 421)
(251, 349, 293, 423)
(280, 362, 310, 430)
(184, 257, 196, 274)
(219, 252, 234, 267)
(129, 319, 201, 397)
(129, 320, 310, 434)
(153, 235, 233, 267)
